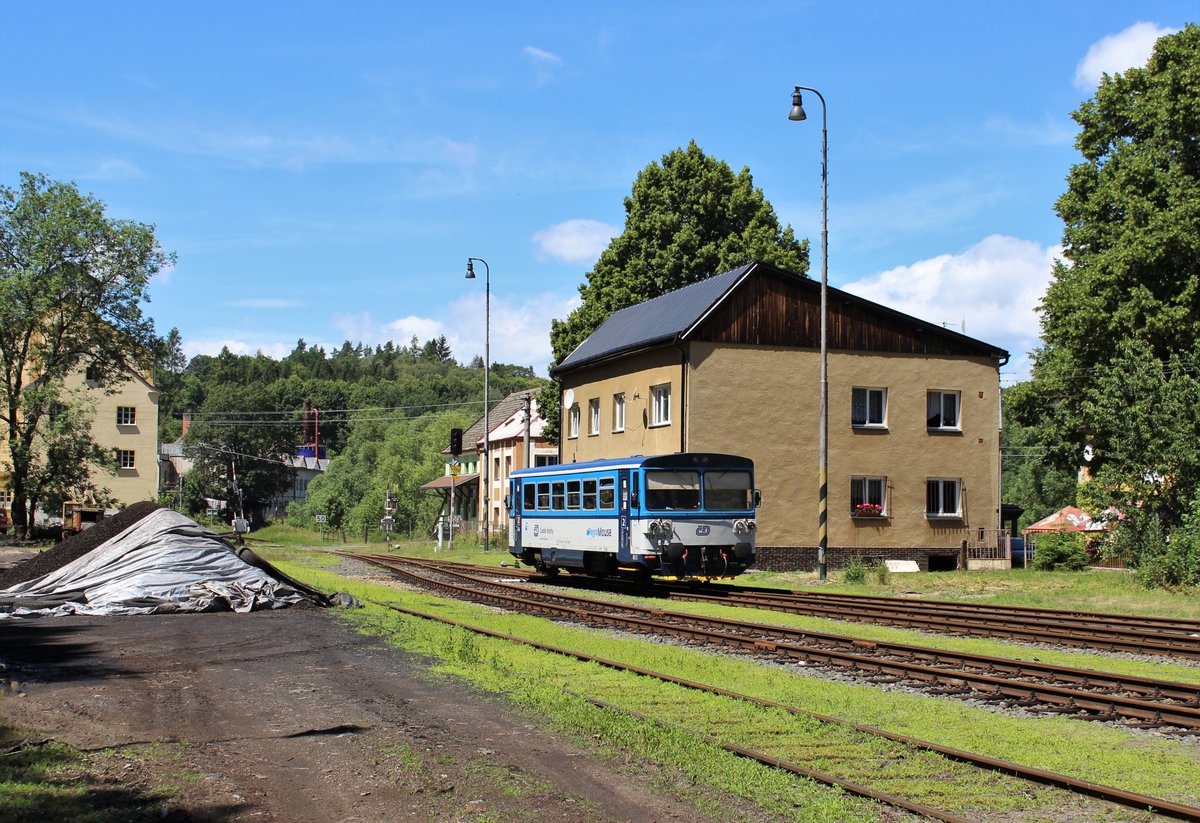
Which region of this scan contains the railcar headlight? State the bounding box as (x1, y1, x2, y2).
(746, 520, 756, 532)
(658, 519, 672, 534)
(648, 521, 661, 535)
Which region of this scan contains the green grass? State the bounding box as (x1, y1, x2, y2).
(0, 725, 185, 822)
(744, 566, 1200, 620)
(560, 582, 1200, 686)
(270, 553, 1200, 820)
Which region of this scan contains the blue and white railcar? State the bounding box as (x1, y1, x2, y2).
(507, 453, 758, 580)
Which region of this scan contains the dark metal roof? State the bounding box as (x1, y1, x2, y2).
(554, 264, 753, 374)
(444, 389, 536, 455)
(552, 260, 1008, 375)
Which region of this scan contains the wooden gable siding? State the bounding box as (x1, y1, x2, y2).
(689, 270, 994, 357)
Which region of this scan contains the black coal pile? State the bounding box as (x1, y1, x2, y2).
(0, 501, 162, 590)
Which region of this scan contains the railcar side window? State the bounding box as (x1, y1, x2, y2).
(523, 483, 536, 511)
(551, 481, 565, 510)
(703, 471, 753, 510)
(645, 470, 701, 510)
(567, 479, 581, 510)
(599, 478, 615, 509)
(537, 482, 550, 510)
(582, 478, 598, 510)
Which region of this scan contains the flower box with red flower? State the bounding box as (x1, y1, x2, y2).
(853, 503, 883, 517)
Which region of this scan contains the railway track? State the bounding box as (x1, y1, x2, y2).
(665, 583, 1200, 660)
(410, 556, 1200, 661)
(343, 553, 1200, 734)
(362, 586, 1200, 820)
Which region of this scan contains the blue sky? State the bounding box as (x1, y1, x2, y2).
(2, 3, 1192, 384)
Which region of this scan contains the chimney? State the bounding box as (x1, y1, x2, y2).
(181, 413, 192, 438)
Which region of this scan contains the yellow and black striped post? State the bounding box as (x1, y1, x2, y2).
(791, 84, 831, 581)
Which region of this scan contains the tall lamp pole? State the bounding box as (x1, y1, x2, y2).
(789, 85, 829, 581)
(465, 257, 490, 551)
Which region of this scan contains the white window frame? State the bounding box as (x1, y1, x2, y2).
(850, 476, 887, 517)
(118, 449, 136, 470)
(927, 390, 961, 431)
(650, 383, 671, 427)
(612, 393, 625, 433)
(588, 398, 600, 436)
(851, 387, 887, 428)
(568, 404, 580, 439)
(117, 406, 136, 426)
(926, 478, 962, 518)
(0, 489, 12, 506)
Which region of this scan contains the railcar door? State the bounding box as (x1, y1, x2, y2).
(618, 469, 633, 561)
(510, 479, 521, 552)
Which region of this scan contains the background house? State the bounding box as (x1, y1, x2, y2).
(0, 365, 161, 522)
(423, 389, 555, 540)
(553, 261, 1009, 571)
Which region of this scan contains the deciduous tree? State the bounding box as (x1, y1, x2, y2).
(1016, 26, 1200, 477)
(0, 173, 171, 536)
(539, 141, 809, 441)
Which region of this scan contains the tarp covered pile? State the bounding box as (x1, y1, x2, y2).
(0, 509, 315, 618)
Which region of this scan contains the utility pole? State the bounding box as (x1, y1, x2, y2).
(522, 393, 533, 468)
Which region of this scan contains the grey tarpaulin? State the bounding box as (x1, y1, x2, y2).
(0, 509, 312, 618)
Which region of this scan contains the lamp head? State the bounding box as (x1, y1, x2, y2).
(465, 259, 475, 279)
(788, 86, 807, 121)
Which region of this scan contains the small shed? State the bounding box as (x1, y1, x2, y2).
(1023, 505, 1123, 568)
(1022, 506, 1106, 535)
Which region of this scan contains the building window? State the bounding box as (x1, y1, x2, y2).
(588, 398, 600, 436)
(534, 454, 559, 467)
(651, 383, 671, 426)
(612, 393, 625, 432)
(851, 476, 887, 517)
(851, 388, 886, 428)
(568, 404, 580, 439)
(85, 365, 99, 381)
(117, 406, 136, 426)
(926, 478, 961, 517)
(117, 449, 136, 470)
(927, 390, 961, 431)
(0, 489, 12, 506)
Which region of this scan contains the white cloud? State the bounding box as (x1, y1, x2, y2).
(840, 235, 1059, 382)
(532, 218, 619, 264)
(181, 338, 294, 360)
(64, 109, 481, 173)
(522, 46, 563, 65)
(1074, 22, 1178, 89)
(85, 158, 145, 181)
(332, 291, 579, 376)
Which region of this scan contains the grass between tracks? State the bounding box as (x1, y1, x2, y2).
(266, 551, 1200, 822)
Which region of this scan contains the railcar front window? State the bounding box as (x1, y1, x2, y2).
(523, 484, 536, 511)
(703, 471, 753, 510)
(645, 470, 701, 510)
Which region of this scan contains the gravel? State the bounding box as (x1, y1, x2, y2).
(0, 501, 162, 589)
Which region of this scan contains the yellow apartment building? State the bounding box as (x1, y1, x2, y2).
(553, 261, 1009, 571)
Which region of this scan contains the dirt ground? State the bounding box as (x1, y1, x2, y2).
(0, 548, 739, 822)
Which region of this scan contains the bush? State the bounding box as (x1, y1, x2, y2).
(1031, 531, 1090, 571)
(1127, 491, 1200, 589)
(842, 556, 868, 583)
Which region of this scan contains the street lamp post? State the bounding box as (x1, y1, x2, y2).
(465, 257, 490, 551)
(789, 84, 829, 582)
